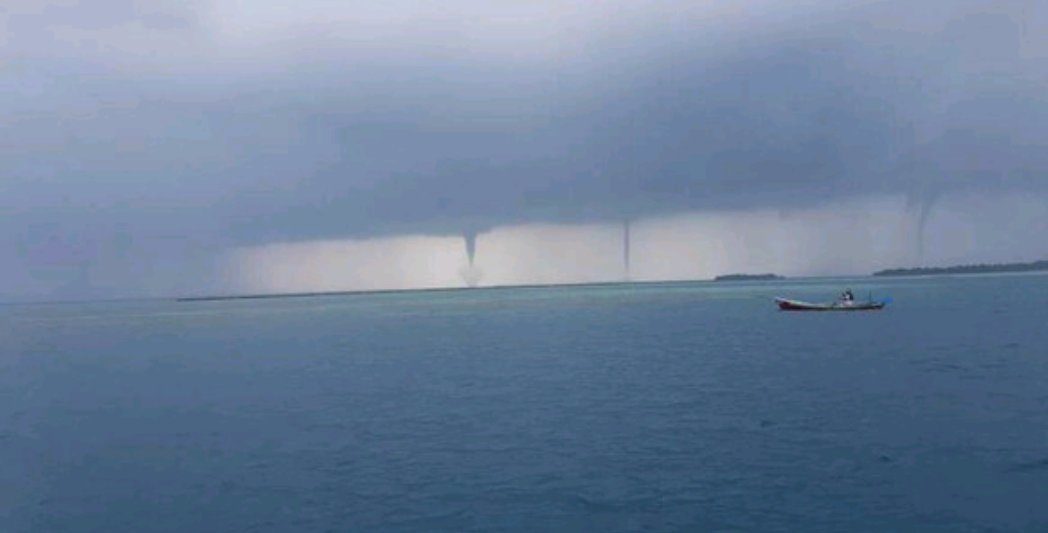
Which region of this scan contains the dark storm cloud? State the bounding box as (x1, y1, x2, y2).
(222, 0, 1048, 243)
(2, 0, 1047, 296)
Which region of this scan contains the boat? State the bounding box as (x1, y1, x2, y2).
(775, 296, 888, 311)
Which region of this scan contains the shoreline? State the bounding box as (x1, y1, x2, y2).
(6, 269, 1048, 306)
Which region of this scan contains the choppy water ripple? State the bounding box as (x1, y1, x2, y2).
(2, 276, 1047, 531)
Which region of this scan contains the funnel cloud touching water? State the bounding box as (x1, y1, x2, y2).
(2, 0, 1047, 298)
(229, 193, 1048, 293)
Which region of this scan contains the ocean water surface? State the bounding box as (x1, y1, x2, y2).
(2, 275, 1048, 531)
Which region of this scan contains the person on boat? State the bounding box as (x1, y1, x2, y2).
(840, 289, 855, 303)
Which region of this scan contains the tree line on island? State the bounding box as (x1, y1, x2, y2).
(713, 274, 784, 281)
(713, 259, 1048, 282)
(873, 260, 1048, 277)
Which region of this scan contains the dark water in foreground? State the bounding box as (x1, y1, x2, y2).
(2, 275, 1048, 531)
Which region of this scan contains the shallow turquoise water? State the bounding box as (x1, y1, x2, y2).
(2, 275, 1047, 531)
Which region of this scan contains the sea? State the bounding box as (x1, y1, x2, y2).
(2, 274, 1047, 531)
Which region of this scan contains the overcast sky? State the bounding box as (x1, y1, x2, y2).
(2, 0, 1047, 299)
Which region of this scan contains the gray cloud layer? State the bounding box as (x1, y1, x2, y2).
(2, 0, 1047, 297)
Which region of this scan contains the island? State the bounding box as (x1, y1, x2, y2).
(713, 273, 784, 282)
(873, 260, 1048, 277)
